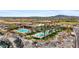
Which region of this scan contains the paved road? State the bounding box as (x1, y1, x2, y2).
(73, 27, 79, 48)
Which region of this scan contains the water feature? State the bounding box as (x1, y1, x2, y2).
(33, 30, 52, 38)
(17, 28, 31, 33)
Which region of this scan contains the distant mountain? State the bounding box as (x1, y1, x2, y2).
(0, 15, 79, 21)
(50, 15, 79, 20)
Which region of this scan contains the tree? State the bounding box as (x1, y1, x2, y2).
(70, 17, 77, 22)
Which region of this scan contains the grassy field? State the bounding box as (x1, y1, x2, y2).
(58, 22, 79, 25)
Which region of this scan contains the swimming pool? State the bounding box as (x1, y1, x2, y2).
(17, 28, 31, 33)
(33, 30, 52, 38)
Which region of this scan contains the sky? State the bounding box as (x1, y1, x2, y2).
(0, 10, 79, 17)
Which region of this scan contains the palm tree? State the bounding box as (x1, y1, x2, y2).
(43, 24, 46, 38)
(66, 27, 72, 35)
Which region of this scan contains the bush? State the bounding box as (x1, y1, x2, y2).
(8, 24, 18, 30)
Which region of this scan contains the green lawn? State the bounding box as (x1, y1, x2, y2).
(58, 22, 79, 25)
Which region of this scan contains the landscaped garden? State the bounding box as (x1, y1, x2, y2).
(32, 25, 65, 41)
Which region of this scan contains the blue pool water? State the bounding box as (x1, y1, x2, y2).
(17, 28, 31, 33)
(34, 30, 52, 38)
(36, 31, 49, 36)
